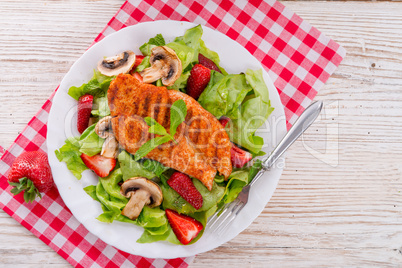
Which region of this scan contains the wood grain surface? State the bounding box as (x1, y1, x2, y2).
(1, 0, 401, 267)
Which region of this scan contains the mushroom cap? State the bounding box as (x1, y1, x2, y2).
(140, 46, 182, 86)
(97, 51, 136, 77)
(120, 177, 163, 207)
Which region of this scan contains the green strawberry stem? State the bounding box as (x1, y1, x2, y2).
(8, 177, 42, 203)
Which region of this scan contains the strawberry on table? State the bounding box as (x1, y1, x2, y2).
(167, 172, 203, 210)
(230, 144, 253, 168)
(186, 64, 211, 100)
(165, 209, 203, 245)
(7, 151, 54, 203)
(198, 53, 222, 73)
(77, 94, 94, 134)
(80, 153, 116, 178)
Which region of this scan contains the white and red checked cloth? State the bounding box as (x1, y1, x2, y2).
(0, 0, 345, 267)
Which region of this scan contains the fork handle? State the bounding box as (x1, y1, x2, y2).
(250, 101, 324, 186)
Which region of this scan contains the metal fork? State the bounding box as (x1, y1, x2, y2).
(207, 101, 324, 235)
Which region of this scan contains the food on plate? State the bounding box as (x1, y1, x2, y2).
(230, 144, 253, 168)
(8, 151, 54, 202)
(55, 25, 274, 245)
(108, 74, 232, 190)
(167, 171, 203, 210)
(140, 46, 182, 86)
(97, 50, 136, 76)
(186, 63, 211, 100)
(77, 94, 94, 134)
(120, 177, 163, 220)
(94, 116, 119, 158)
(80, 153, 116, 178)
(198, 53, 221, 73)
(165, 209, 203, 245)
(132, 55, 145, 71)
(218, 117, 253, 168)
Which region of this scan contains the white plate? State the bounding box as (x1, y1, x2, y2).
(47, 21, 286, 259)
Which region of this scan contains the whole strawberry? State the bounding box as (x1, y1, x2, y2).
(8, 151, 54, 202)
(198, 53, 222, 73)
(77, 94, 93, 134)
(186, 64, 211, 100)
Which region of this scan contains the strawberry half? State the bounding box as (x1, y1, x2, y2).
(186, 64, 211, 100)
(231, 144, 253, 168)
(8, 151, 54, 202)
(198, 53, 222, 73)
(77, 94, 94, 134)
(130, 55, 145, 74)
(167, 172, 203, 210)
(165, 209, 203, 245)
(80, 153, 116, 177)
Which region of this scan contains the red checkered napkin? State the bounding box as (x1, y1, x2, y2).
(0, 0, 345, 267)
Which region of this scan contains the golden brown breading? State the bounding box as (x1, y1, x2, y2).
(108, 74, 232, 190)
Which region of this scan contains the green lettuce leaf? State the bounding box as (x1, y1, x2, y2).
(199, 39, 227, 75)
(118, 150, 157, 180)
(218, 160, 263, 205)
(95, 180, 126, 213)
(137, 206, 167, 228)
(55, 137, 88, 179)
(174, 24, 203, 50)
(135, 56, 151, 72)
(175, 24, 227, 74)
(166, 40, 198, 72)
(140, 159, 169, 177)
(136, 207, 179, 244)
(84, 185, 119, 223)
(167, 71, 190, 92)
(68, 70, 114, 100)
(139, 34, 166, 56)
(198, 71, 252, 119)
(78, 124, 104, 156)
(99, 168, 127, 202)
(162, 179, 224, 214)
(228, 69, 274, 153)
(148, 34, 166, 46)
(83, 185, 98, 201)
(97, 211, 120, 223)
(221, 170, 249, 204)
(137, 225, 180, 244)
(91, 96, 110, 117)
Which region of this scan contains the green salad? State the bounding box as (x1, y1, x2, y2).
(55, 25, 274, 245)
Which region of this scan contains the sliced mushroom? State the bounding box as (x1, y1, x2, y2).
(95, 116, 118, 158)
(120, 177, 163, 220)
(101, 135, 119, 159)
(95, 116, 113, 138)
(140, 46, 182, 86)
(97, 51, 136, 77)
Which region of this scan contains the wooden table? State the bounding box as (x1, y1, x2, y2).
(1, 0, 401, 266)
